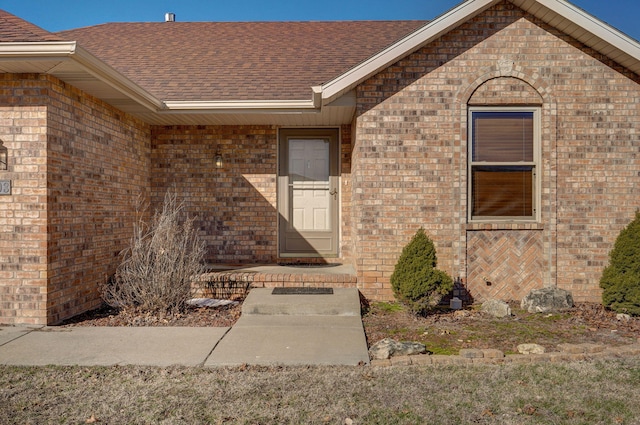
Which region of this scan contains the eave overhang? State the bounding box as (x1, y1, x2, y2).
(1, 0, 639, 127)
(0, 41, 164, 112)
(0, 41, 336, 125)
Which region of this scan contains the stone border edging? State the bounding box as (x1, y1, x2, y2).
(370, 341, 640, 367)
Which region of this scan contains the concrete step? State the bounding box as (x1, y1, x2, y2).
(241, 288, 362, 316)
(205, 315, 370, 366)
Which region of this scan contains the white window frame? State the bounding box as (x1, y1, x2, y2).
(467, 106, 541, 223)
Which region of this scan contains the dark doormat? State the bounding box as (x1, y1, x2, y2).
(272, 287, 334, 295)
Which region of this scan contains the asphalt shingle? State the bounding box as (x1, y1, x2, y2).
(0, 10, 64, 42)
(55, 20, 427, 101)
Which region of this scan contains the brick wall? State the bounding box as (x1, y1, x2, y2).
(0, 74, 151, 325)
(0, 75, 48, 324)
(353, 1, 640, 302)
(150, 125, 353, 265)
(46, 76, 151, 324)
(151, 125, 279, 263)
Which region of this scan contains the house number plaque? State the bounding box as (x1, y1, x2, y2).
(0, 180, 10, 195)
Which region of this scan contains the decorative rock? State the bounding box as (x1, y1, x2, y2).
(521, 287, 574, 313)
(557, 343, 584, 354)
(518, 343, 546, 355)
(459, 348, 484, 358)
(368, 338, 395, 360)
(579, 343, 606, 354)
(390, 355, 413, 366)
(368, 338, 427, 360)
(617, 313, 632, 321)
(482, 349, 505, 359)
(481, 299, 512, 318)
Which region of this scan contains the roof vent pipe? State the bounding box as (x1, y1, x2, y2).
(165, 13, 176, 22)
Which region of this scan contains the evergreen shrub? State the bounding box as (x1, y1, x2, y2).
(600, 211, 640, 316)
(390, 228, 453, 314)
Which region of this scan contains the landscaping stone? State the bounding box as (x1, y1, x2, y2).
(579, 343, 606, 353)
(521, 287, 574, 313)
(557, 343, 584, 354)
(481, 299, 511, 317)
(505, 354, 532, 363)
(459, 348, 484, 358)
(411, 355, 433, 366)
(617, 313, 632, 321)
(430, 355, 453, 365)
(368, 338, 427, 360)
(390, 355, 413, 366)
(517, 343, 546, 354)
(482, 349, 505, 358)
(369, 359, 391, 367)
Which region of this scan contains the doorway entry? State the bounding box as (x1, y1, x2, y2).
(278, 128, 339, 257)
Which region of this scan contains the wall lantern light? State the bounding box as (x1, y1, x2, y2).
(0, 141, 7, 170)
(214, 152, 223, 169)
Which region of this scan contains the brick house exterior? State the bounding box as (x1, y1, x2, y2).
(1, 0, 639, 324)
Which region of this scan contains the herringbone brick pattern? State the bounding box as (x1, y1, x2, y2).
(466, 231, 543, 302)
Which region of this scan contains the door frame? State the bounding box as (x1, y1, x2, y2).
(277, 128, 340, 258)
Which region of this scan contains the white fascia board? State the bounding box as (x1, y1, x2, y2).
(163, 99, 318, 114)
(535, 0, 640, 60)
(0, 41, 163, 112)
(320, 0, 499, 104)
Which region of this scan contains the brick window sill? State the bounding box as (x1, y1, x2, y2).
(466, 222, 544, 231)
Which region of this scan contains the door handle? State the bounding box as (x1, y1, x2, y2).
(329, 188, 338, 200)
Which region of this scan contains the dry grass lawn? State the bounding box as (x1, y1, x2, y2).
(2, 359, 640, 424)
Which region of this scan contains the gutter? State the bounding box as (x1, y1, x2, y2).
(162, 99, 319, 114)
(0, 41, 77, 57)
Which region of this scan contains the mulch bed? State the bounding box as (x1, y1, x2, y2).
(60, 303, 242, 328)
(362, 301, 640, 354)
(59, 299, 639, 354)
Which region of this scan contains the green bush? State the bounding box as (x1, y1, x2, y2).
(600, 211, 640, 316)
(390, 228, 453, 314)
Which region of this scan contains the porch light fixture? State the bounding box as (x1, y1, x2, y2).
(0, 141, 7, 170)
(214, 152, 223, 169)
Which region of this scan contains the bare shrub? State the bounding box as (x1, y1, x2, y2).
(102, 191, 206, 315)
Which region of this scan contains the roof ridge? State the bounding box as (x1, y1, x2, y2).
(0, 9, 65, 42)
(56, 19, 427, 31)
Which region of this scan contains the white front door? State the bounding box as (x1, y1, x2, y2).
(278, 129, 339, 256)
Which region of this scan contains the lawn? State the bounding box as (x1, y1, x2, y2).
(2, 359, 640, 424)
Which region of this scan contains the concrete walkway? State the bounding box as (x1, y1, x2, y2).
(0, 288, 370, 367)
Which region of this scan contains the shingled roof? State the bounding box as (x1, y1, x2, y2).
(3, 0, 639, 126)
(0, 10, 64, 42)
(56, 21, 427, 101)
